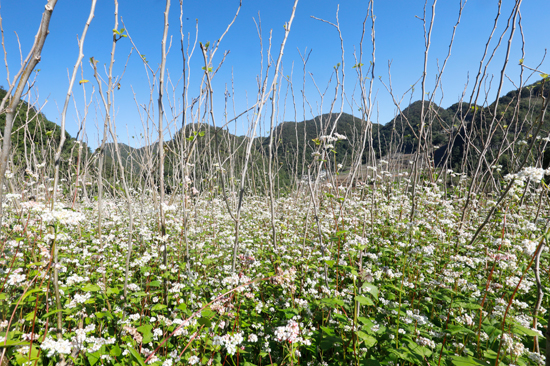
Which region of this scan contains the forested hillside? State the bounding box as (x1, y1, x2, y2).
(0, 86, 89, 178)
(19, 78, 549, 192)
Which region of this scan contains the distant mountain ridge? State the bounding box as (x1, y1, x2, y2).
(5, 79, 547, 190)
(101, 78, 550, 189)
(0, 86, 89, 178)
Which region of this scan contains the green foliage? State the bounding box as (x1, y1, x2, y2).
(102, 78, 550, 195)
(113, 28, 127, 41)
(0, 86, 90, 177)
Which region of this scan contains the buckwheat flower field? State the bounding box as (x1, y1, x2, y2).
(1, 170, 549, 366)
(2, 0, 550, 365)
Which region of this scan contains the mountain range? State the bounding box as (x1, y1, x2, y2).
(104, 78, 550, 190)
(2, 79, 549, 192)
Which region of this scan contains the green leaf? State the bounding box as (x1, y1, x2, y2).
(356, 331, 377, 347)
(456, 301, 481, 310)
(355, 295, 374, 306)
(446, 325, 475, 335)
(387, 284, 406, 294)
(128, 346, 146, 366)
(360, 360, 381, 366)
(319, 336, 342, 351)
(198, 317, 212, 328)
(110, 344, 122, 357)
(483, 349, 498, 360)
(201, 309, 215, 318)
(95, 311, 113, 319)
(0, 340, 29, 347)
(406, 340, 432, 358)
(450, 356, 488, 366)
(14, 345, 39, 365)
(25, 262, 44, 268)
(321, 297, 344, 307)
(283, 308, 299, 319)
(151, 304, 167, 311)
(42, 308, 65, 319)
(82, 284, 101, 292)
(333, 313, 348, 323)
(512, 324, 543, 338)
(320, 326, 336, 336)
(88, 349, 102, 366)
(389, 347, 417, 363)
(137, 324, 153, 344)
(358, 317, 384, 333)
(149, 280, 161, 287)
(362, 283, 379, 299)
(324, 259, 335, 267)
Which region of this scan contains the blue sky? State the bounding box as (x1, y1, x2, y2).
(1, 0, 549, 149)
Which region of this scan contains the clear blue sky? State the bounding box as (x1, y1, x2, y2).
(1, 0, 549, 149)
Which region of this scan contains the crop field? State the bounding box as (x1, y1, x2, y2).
(1, 170, 549, 366)
(1, 0, 550, 365)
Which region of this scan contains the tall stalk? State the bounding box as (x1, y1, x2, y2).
(51, 0, 96, 208)
(410, 0, 437, 220)
(230, 0, 300, 272)
(158, 0, 170, 302)
(91, 0, 135, 300)
(0, 0, 58, 227)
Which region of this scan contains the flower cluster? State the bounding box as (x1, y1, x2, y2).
(505, 166, 550, 183)
(123, 325, 143, 343)
(40, 337, 73, 357)
(274, 320, 301, 343)
(6, 270, 26, 286)
(66, 292, 92, 308)
(273, 266, 297, 293)
(213, 332, 244, 356)
(502, 333, 526, 357)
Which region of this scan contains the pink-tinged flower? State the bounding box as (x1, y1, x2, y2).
(274, 320, 300, 343)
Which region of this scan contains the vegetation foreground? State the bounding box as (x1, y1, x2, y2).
(1, 170, 549, 366)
